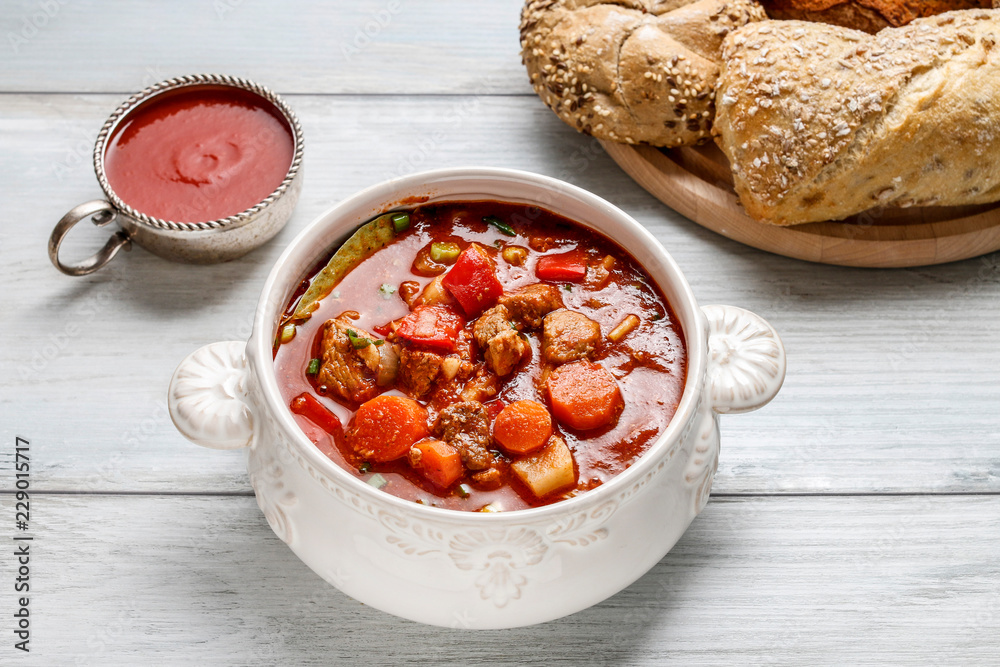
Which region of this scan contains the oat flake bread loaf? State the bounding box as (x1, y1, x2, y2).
(760, 0, 993, 33)
(520, 0, 767, 147)
(713, 10, 1000, 226)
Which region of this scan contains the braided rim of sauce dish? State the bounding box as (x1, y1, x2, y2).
(92, 73, 305, 233)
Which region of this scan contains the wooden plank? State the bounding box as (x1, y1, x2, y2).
(0, 0, 531, 95)
(2, 494, 996, 664)
(2, 94, 1000, 494)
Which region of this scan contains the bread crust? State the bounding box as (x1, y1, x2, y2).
(761, 0, 992, 33)
(520, 0, 767, 147)
(713, 11, 1000, 226)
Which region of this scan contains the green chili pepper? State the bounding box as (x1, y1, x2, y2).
(346, 329, 372, 349)
(483, 215, 516, 237)
(279, 323, 296, 344)
(306, 358, 320, 374)
(391, 213, 410, 233)
(430, 242, 461, 263)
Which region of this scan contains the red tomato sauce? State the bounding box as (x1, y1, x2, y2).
(104, 85, 294, 223)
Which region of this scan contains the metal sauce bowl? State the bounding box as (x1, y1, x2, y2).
(48, 74, 304, 276)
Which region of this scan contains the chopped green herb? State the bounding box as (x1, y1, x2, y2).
(306, 358, 320, 375)
(358, 461, 372, 474)
(367, 473, 387, 489)
(279, 323, 296, 344)
(483, 215, 516, 237)
(373, 339, 384, 346)
(430, 241, 461, 263)
(346, 329, 372, 349)
(651, 314, 663, 322)
(457, 484, 471, 499)
(379, 283, 396, 299)
(563, 284, 573, 292)
(391, 213, 410, 233)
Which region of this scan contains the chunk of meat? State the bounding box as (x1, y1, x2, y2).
(460, 366, 499, 403)
(470, 466, 502, 489)
(317, 319, 381, 403)
(485, 329, 530, 376)
(435, 401, 493, 471)
(399, 348, 444, 398)
(473, 305, 530, 376)
(474, 304, 516, 344)
(542, 309, 601, 364)
(498, 283, 564, 330)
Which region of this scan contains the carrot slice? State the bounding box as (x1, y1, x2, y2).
(409, 439, 464, 489)
(348, 395, 430, 462)
(492, 400, 553, 455)
(545, 361, 623, 430)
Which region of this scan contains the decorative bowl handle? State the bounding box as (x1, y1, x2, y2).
(702, 305, 786, 415)
(168, 341, 255, 450)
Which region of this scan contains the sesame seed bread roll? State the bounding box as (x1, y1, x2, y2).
(519, 0, 768, 147)
(760, 0, 993, 34)
(713, 10, 1000, 226)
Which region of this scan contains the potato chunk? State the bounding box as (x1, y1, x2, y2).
(511, 435, 576, 498)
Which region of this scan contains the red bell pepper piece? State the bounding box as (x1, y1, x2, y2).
(441, 244, 504, 316)
(485, 399, 506, 422)
(290, 393, 343, 435)
(536, 251, 587, 282)
(395, 306, 465, 352)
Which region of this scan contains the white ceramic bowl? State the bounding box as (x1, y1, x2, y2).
(167, 168, 786, 628)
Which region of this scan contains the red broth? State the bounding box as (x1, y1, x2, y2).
(273, 201, 687, 511)
(104, 85, 294, 223)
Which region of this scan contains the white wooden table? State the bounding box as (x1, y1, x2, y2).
(1, 1, 998, 663)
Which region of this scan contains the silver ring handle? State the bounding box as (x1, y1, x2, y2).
(49, 200, 132, 276)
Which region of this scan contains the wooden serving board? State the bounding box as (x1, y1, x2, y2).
(600, 140, 1000, 268)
